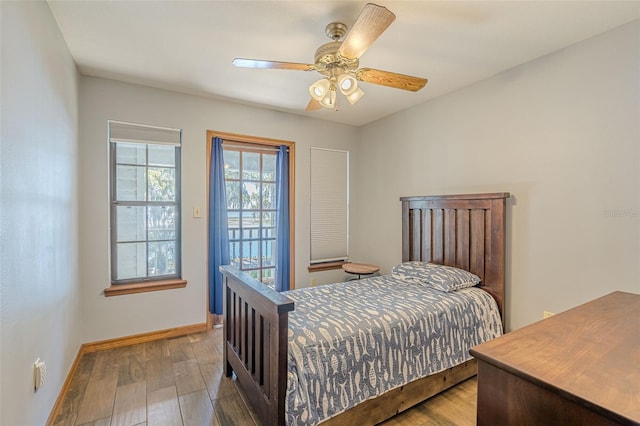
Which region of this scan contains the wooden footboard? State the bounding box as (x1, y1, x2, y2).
(221, 266, 294, 425)
(222, 265, 477, 426)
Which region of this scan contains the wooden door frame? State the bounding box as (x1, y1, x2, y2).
(206, 130, 296, 326)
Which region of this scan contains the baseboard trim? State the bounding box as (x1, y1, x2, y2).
(46, 322, 208, 425)
(82, 322, 208, 353)
(46, 346, 84, 425)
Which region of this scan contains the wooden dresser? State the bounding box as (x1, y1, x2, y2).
(470, 291, 640, 425)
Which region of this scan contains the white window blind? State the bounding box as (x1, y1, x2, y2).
(109, 120, 182, 146)
(310, 147, 349, 263)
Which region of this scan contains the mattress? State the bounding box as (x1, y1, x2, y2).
(282, 274, 503, 425)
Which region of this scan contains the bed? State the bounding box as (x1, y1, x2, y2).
(220, 192, 509, 425)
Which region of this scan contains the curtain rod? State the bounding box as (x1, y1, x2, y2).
(221, 141, 289, 152)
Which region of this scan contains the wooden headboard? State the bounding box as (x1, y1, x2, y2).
(400, 192, 509, 324)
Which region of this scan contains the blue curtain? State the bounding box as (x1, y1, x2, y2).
(208, 137, 230, 314)
(275, 145, 290, 292)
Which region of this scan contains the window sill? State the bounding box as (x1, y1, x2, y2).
(308, 261, 347, 272)
(104, 279, 187, 297)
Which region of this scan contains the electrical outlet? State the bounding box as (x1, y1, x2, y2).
(193, 206, 201, 218)
(310, 278, 317, 287)
(543, 311, 555, 319)
(34, 358, 47, 391)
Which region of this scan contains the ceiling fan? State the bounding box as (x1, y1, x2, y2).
(232, 3, 428, 111)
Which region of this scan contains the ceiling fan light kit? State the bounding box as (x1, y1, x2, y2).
(309, 72, 363, 109)
(232, 3, 428, 112)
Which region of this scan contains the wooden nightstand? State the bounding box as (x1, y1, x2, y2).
(342, 262, 380, 280)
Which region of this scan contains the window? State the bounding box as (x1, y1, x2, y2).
(310, 147, 349, 264)
(109, 120, 182, 286)
(223, 145, 277, 285)
(207, 131, 295, 289)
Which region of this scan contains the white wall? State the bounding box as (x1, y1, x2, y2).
(0, 2, 81, 425)
(355, 21, 640, 331)
(79, 77, 359, 342)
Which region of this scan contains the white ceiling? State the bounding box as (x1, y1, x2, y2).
(48, 1, 639, 127)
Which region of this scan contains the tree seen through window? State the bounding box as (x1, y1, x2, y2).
(223, 148, 277, 285)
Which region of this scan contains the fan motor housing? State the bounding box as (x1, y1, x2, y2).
(314, 41, 359, 77)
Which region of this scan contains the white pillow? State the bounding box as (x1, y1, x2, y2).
(392, 261, 480, 292)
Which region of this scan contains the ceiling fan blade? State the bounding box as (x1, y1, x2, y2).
(356, 68, 428, 92)
(306, 98, 323, 111)
(232, 58, 315, 71)
(338, 3, 396, 60)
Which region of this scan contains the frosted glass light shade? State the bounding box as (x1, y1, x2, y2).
(309, 78, 330, 101)
(319, 85, 337, 108)
(337, 73, 358, 96)
(346, 87, 364, 105)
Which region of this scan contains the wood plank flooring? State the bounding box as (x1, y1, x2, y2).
(52, 327, 477, 426)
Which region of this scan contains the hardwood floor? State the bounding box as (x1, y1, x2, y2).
(52, 327, 477, 426)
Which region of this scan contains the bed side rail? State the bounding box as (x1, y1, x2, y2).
(220, 266, 294, 426)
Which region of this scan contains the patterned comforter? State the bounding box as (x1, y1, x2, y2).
(282, 274, 502, 425)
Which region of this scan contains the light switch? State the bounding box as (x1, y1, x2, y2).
(193, 207, 201, 218)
